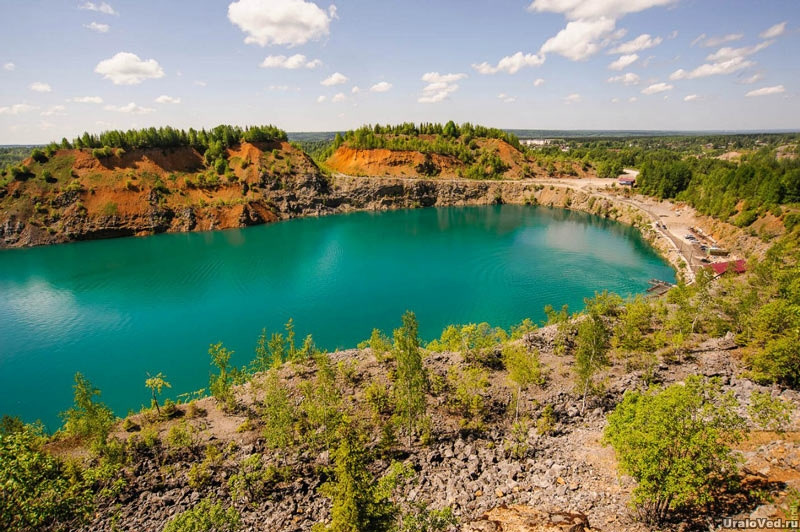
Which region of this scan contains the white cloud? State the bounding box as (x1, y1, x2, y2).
(351, 86, 361, 94)
(95, 52, 164, 85)
(267, 84, 289, 91)
(563, 93, 581, 104)
(528, 0, 678, 20)
(628, 96, 637, 103)
(607, 72, 640, 85)
(418, 72, 466, 103)
(370, 81, 392, 93)
(610, 33, 662, 54)
(104, 102, 154, 114)
(260, 54, 321, 69)
(540, 17, 616, 61)
(533, 78, 545, 87)
(316, 95, 327, 103)
(611, 97, 620, 103)
(740, 73, 764, 84)
(70, 96, 103, 103)
(3, 62, 14, 71)
(498, 93, 516, 103)
(668, 30, 678, 39)
(670, 56, 754, 80)
(227, 0, 334, 47)
(706, 41, 773, 62)
(684, 94, 698, 101)
(79, 2, 117, 15)
(746, 85, 785, 97)
(0, 104, 38, 115)
(41, 105, 67, 116)
(760, 21, 787, 39)
(193, 80, 207, 87)
(693, 33, 743, 47)
(608, 53, 638, 70)
(155, 95, 181, 104)
(332, 92, 346, 103)
(29, 82, 52, 93)
(84, 22, 110, 33)
(641, 82, 673, 95)
(472, 51, 544, 74)
(321, 72, 348, 86)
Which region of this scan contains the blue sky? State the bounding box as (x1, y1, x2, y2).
(0, 0, 798, 143)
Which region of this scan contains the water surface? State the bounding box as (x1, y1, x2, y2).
(0, 205, 674, 428)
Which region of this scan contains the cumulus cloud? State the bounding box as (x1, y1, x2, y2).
(760, 21, 787, 39)
(370, 81, 392, 93)
(706, 41, 773, 62)
(351, 86, 361, 94)
(498, 93, 516, 103)
(321, 72, 348, 86)
(628, 96, 638, 102)
(641, 82, 673, 94)
(228, 0, 335, 47)
(540, 17, 616, 61)
(528, 0, 677, 20)
(155, 95, 181, 104)
(746, 85, 785, 97)
(332, 92, 346, 102)
(70, 96, 103, 103)
(260, 54, 322, 69)
(0, 103, 38, 115)
(692, 33, 743, 47)
(29, 82, 52, 93)
(79, 2, 117, 15)
(534, 78, 545, 87)
(607, 72, 640, 85)
(418, 72, 466, 103)
(193, 80, 207, 87)
(84, 22, 110, 33)
(41, 105, 67, 116)
(3, 62, 14, 71)
(611, 97, 620, 103)
(472, 51, 544, 74)
(563, 93, 581, 104)
(670, 57, 754, 80)
(104, 102, 154, 114)
(610, 33, 662, 54)
(95, 52, 164, 85)
(683, 94, 698, 101)
(316, 95, 327, 103)
(608, 53, 638, 70)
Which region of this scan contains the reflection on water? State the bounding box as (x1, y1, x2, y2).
(0, 205, 674, 429)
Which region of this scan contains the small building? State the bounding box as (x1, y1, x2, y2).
(618, 176, 636, 187)
(706, 260, 746, 277)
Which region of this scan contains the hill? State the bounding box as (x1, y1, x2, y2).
(0, 126, 331, 247)
(322, 123, 591, 180)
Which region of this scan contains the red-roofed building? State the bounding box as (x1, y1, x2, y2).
(706, 260, 747, 277)
(618, 176, 636, 186)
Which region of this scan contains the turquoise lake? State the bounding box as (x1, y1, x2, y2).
(0, 205, 675, 429)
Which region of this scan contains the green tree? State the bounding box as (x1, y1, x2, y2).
(145, 372, 171, 416)
(574, 310, 610, 413)
(392, 311, 427, 444)
(209, 342, 235, 410)
(261, 369, 295, 449)
(604, 376, 747, 524)
(301, 353, 343, 449)
(502, 343, 545, 421)
(60, 372, 115, 444)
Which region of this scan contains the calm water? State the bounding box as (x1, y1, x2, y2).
(0, 205, 674, 429)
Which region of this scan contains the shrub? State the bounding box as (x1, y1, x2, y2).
(209, 342, 235, 410)
(162, 498, 240, 532)
(603, 377, 747, 524)
(166, 421, 195, 450)
(228, 454, 288, 503)
(536, 404, 556, 436)
(446, 366, 489, 432)
(60, 372, 116, 445)
(188, 445, 222, 489)
(0, 424, 94, 531)
(748, 390, 793, 432)
(261, 370, 295, 449)
(31, 148, 48, 163)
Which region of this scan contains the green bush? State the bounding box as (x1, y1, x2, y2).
(60, 372, 116, 444)
(604, 376, 747, 524)
(162, 498, 240, 532)
(0, 424, 94, 531)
